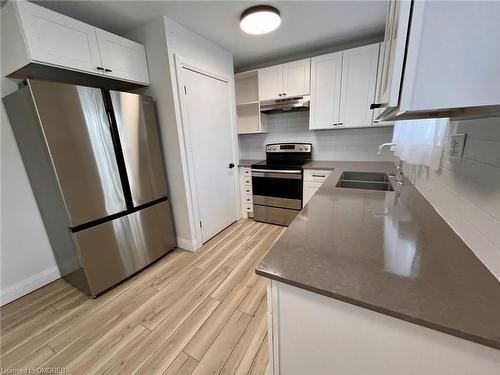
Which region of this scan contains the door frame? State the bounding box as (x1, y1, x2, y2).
(174, 55, 240, 250)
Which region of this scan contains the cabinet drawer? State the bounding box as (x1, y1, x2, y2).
(243, 176, 252, 186)
(242, 195, 253, 204)
(304, 169, 332, 182)
(241, 168, 252, 177)
(242, 185, 253, 196)
(244, 203, 253, 213)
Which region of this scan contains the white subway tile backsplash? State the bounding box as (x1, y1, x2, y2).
(408, 116, 500, 280)
(238, 111, 395, 161)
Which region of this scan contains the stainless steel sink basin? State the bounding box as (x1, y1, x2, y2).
(336, 171, 394, 191)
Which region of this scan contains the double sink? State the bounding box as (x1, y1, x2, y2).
(336, 171, 394, 192)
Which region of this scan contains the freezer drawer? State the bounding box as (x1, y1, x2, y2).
(73, 200, 176, 296)
(28, 80, 127, 227)
(109, 91, 168, 207)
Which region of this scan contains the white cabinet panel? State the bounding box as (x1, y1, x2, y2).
(309, 52, 342, 130)
(303, 182, 323, 206)
(2, 1, 150, 86)
(282, 59, 311, 98)
(304, 169, 332, 183)
(96, 29, 149, 84)
(339, 44, 380, 128)
(239, 167, 253, 218)
(17, 1, 102, 75)
(378, 0, 412, 107)
(258, 65, 283, 100)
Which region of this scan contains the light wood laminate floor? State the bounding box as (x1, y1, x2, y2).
(0, 219, 284, 374)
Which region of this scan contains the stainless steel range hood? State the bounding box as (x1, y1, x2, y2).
(260, 95, 310, 113)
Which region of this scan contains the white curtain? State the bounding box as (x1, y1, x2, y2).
(392, 118, 449, 171)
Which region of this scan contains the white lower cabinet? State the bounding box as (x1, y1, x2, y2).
(303, 169, 332, 206)
(303, 182, 323, 206)
(266, 280, 500, 375)
(239, 167, 253, 218)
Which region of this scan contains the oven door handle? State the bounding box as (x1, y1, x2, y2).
(251, 169, 302, 174)
(251, 170, 303, 179)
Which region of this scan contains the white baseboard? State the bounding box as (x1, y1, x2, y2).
(0, 266, 61, 306)
(176, 236, 198, 252)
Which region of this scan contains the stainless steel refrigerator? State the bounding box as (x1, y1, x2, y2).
(3, 79, 176, 297)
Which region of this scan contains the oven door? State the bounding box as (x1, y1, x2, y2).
(251, 169, 303, 210)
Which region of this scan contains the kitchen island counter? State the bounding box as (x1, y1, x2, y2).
(256, 161, 500, 350)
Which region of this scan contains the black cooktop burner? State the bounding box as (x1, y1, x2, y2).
(250, 159, 309, 170)
(251, 142, 312, 171)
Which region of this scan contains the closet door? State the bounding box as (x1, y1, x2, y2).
(309, 52, 342, 130)
(339, 44, 379, 128)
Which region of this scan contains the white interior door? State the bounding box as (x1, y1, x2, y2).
(181, 67, 238, 243)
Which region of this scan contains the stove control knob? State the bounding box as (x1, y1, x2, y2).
(267, 146, 271, 151)
(305, 146, 309, 151)
(272, 146, 276, 150)
(299, 146, 303, 150)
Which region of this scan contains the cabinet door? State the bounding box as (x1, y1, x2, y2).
(303, 182, 323, 206)
(16, 1, 102, 75)
(339, 44, 379, 128)
(309, 52, 342, 130)
(258, 65, 283, 100)
(96, 29, 150, 84)
(373, 42, 393, 126)
(378, 0, 412, 107)
(283, 59, 311, 98)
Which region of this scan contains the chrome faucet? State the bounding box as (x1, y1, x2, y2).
(377, 142, 406, 183)
(377, 142, 396, 154)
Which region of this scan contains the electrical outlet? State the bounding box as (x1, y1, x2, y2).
(449, 134, 466, 161)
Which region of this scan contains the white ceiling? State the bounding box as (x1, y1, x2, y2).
(34, 0, 388, 70)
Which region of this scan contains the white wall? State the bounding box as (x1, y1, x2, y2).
(127, 16, 238, 251)
(405, 117, 500, 280)
(1, 77, 60, 306)
(239, 111, 395, 161)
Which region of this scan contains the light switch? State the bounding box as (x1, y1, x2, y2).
(449, 134, 466, 161)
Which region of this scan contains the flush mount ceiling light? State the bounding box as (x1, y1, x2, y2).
(240, 5, 281, 35)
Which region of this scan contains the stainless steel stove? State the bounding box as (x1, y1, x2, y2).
(251, 143, 312, 226)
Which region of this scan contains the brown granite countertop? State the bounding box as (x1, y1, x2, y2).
(256, 161, 500, 350)
(302, 160, 338, 170)
(238, 159, 262, 167)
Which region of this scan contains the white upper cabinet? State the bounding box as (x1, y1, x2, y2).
(377, 0, 411, 108)
(95, 29, 149, 84)
(258, 59, 310, 101)
(258, 65, 283, 101)
(377, 0, 500, 120)
(282, 59, 311, 98)
(15, 1, 103, 75)
(2, 1, 150, 85)
(339, 44, 380, 128)
(309, 52, 342, 130)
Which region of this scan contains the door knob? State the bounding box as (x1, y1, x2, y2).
(228, 163, 235, 169)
